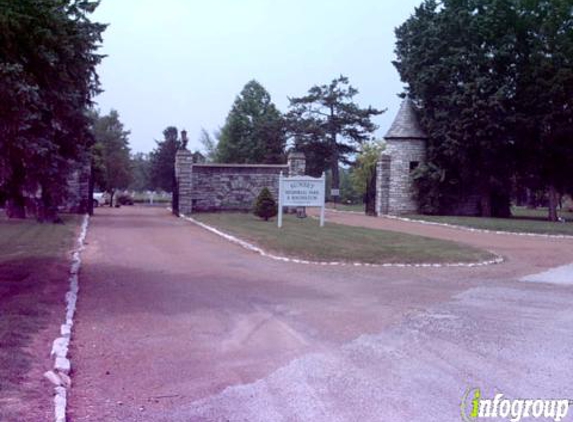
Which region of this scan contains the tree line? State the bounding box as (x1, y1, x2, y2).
(394, 0, 573, 220)
(123, 77, 384, 205)
(0, 0, 105, 221)
(6, 0, 569, 222)
(0, 1, 205, 216)
(0, 1, 386, 218)
(191, 78, 383, 194)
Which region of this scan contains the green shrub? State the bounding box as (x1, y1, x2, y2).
(253, 187, 278, 221)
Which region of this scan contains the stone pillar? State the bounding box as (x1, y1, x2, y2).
(376, 154, 391, 216)
(175, 148, 193, 216)
(287, 151, 306, 177)
(286, 151, 306, 216)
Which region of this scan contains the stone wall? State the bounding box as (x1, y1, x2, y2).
(189, 164, 287, 212)
(176, 152, 306, 214)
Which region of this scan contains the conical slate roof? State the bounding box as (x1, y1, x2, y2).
(384, 97, 427, 140)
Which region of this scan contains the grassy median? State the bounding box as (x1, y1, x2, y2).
(0, 214, 80, 420)
(406, 207, 573, 236)
(194, 212, 494, 264)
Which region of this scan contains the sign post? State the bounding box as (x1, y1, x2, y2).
(278, 172, 326, 228)
(278, 172, 284, 228)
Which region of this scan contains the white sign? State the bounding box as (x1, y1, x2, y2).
(331, 189, 340, 196)
(278, 172, 326, 228)
(282, 179, 325, 207)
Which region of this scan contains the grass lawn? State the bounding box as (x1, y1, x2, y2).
(194, 212, 494, 264)
(132, 191, 171, 204)
(512, 206, 573, 220)
(326, 202, 365, 213)
(405, 206, 573, 236)
(0, 213, 80, 421)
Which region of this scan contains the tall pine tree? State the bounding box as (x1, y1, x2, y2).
(286, 76, 383, 192)
(150, 126, 182, 192)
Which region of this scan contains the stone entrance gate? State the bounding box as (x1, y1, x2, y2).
(175, 151, 306, 215)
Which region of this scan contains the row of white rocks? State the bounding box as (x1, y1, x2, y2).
(331, 208, 573, 239)
(384, 214, 573, 239)
(181, 214, 503, 268)
(44, 214, 90, 422)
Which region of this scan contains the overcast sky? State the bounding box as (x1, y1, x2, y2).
(92, 0, 422, 154)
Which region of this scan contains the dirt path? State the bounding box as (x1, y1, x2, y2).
(69, 207, 573, 422)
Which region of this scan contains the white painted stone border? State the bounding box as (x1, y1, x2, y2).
(180, 213, 503, 268)
(45, 214, 89, 422)
(329, 209, 573, 239)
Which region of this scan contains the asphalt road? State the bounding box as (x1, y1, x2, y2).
(69, 207, 573, 422)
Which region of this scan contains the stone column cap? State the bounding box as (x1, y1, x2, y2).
(287, 151, 306, 159)
(175, 148, 193, 161)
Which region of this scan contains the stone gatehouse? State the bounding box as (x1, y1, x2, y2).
(175, 151, 306, 215)
(376, 98, 427, 216)
(376, 98, 483, 217)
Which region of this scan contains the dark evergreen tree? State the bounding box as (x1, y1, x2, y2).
(150, 126, 182, 192)
(394, 0, 518, 217)
(217, 80, 286, 164)
(0, 0, 106, 220)
(395, 0, 573, 220)
(253, 187, 278, 221)
(513, 0, 573, 221)
(286, 76, 383, 193)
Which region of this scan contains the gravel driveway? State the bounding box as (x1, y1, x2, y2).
(69, 207, 573, 421)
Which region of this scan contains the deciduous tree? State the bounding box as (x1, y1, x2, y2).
(91, 110, 131, 206)
(217, 80, 286, 164)
(129, 152, 152, 191)
(198, 128, 219, 163)
(350, 140, 385, 214)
